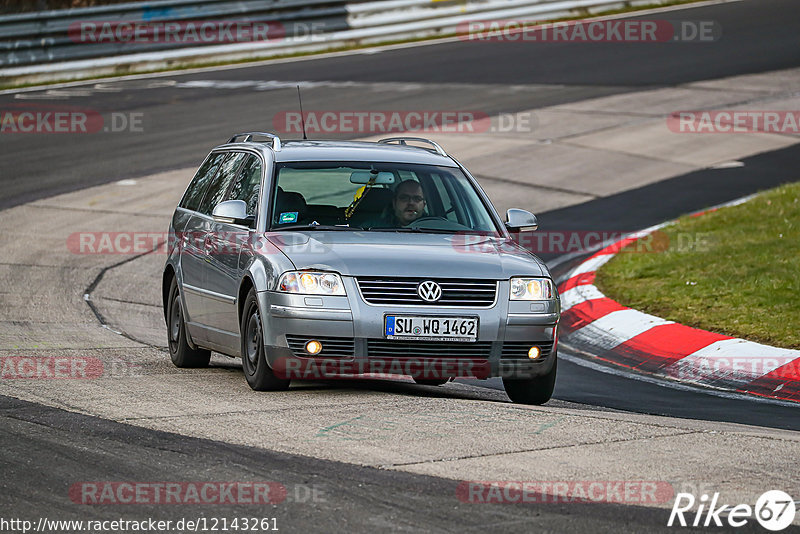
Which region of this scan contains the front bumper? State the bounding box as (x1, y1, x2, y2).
(258, 278, 559, 380)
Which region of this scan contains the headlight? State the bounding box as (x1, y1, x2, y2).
(510, 277, 554, 300)
(277, 271, 346, 296)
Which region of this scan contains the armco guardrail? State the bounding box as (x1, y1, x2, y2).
(0, 0, 356, 67)
(0, 0, 680, 84)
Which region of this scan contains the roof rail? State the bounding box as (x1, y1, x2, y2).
(378, 137, 447, 157)
(228, 132, 282, 151)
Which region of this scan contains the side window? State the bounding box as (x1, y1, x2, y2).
(197, 152, 247, 216)
(226, 155, 263, 217)
(180, 152, 226, 212)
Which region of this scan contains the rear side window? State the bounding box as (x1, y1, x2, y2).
(180, 152, 226, 212)
(197, 152, 248, 216)
(226, 154, 263, 217)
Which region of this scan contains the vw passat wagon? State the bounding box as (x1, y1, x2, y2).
(162, 133, 560, 404)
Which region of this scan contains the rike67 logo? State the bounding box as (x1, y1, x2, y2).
(668, 490, 796, 531)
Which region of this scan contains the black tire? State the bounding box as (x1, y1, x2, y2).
(167, 277, 211, 368)
(240, 289, 290, 391)
(502, 357, 557, 405)
(413, 377, 449, 386)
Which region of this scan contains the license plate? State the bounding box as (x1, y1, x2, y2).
(385, 316, 478, 342)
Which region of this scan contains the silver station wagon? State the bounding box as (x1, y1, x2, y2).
(162, 133, 560, 404)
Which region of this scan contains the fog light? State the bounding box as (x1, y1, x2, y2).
(305, 340, 323, 355)
(528, 346, 541, 359)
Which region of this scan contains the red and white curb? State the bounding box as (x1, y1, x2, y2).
(555, 196, 800, 404)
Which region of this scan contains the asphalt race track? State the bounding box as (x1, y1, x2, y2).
(1, 0, 799, 532)
(0, 395, 712, 533)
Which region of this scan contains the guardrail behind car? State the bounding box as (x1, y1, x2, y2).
(0, 0, 679, 84)
(0, 0, 356, 67)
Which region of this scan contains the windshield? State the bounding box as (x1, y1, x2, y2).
(269, 161, 500, 234)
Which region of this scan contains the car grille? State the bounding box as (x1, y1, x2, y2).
(285, 335, 355, 358)
(356, 277, 497, 307)
(501, 342, 554, 360)
(367, 340, 492, 359)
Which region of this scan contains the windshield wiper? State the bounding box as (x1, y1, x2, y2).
(275, 223, 361, 231)
(366, 226, 464, 234)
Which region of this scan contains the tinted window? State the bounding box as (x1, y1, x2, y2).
(197, 152, 247, 216)
(226, 155, 263, 217)
(180, 152, 226, 212)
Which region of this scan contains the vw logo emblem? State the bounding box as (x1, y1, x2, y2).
(417, 280, 442, 302)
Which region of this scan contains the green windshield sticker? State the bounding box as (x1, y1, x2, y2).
(280, 212, 298, 224)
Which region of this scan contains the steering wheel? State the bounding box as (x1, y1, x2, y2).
(409, 216, 448, 224)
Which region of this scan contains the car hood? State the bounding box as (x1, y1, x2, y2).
(266, 231, 548, 279)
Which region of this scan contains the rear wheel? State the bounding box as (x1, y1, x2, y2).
(167, 277, 210, 368)
(502, 357, 557, 405)
(241, 289, 290, 391)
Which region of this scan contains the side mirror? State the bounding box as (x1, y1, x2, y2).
(505, 208, 538, 232)
(212, 200, 253, 226)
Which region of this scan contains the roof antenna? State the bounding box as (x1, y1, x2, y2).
(296, 85, 307, 140)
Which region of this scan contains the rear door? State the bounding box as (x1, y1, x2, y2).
(182, 151, 247, 344)
(177, 151, 227, 342)
(205, 153, 263, 352)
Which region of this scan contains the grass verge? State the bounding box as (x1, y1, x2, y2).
(595, 181, 800, 349)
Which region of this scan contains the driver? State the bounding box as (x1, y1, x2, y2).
(391, 180, 426, 225)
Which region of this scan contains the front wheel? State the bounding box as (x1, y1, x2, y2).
(502, 357, 557, 405)
(240, 289, 290, 391)
(166, 277, 210, 368)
